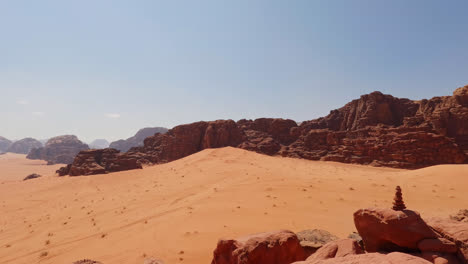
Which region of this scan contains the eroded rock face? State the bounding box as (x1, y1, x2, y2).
(211, 230, 306, 264)
(27, 135, 89, 164)
(59, 86, 468, 176)
(109, 127, 168, 152)
(58, 148, 142, 176)
(7, 138, 42, 154)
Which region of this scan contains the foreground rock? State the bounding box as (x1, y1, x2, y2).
(27, 135, 89, 164)
(0, 136, 12, 152)
(354, 208, 437, 252)
(303, 239, 363, 262)
(7, 138, 42, 154)
(354, 207, 468, 263)
(23, 173, 41, 181)
(109, 127, 168, 152)
(293, 252, 432, 264)
(211, 230, 306, 264)
(59, 86, 468, 176)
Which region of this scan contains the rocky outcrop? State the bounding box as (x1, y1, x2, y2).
(23, 173, 41, 181)
(27, 135, 89, 164)
(89, 139, 110, 149)
(303, 239, 363, 263)
(7, 138, 42, 154)
(0, 136, 12, 153)
(211, 230, 306, 264)
(59, 86, 468, 176)
(354, 208, 438, 252)
(353, 207, 468, 264)
(109, 127, 168, 152)
(57, 148, 142, 176)
(293, 252, 432, 264)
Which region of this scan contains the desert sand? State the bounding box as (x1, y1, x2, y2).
(0, 147, 467, 264)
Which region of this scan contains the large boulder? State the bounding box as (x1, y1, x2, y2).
(426, 217, 468, 263)
(7, 138, 42, 154)
(292, 252, 432, 264)
(27, 135, 89, 164)
(109, 127, 168, 152)
(353, 208, 438, 252)
(211, 230, 306, 264)
(304, 239, 363, 263)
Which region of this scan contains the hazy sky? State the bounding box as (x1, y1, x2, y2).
(1, 0, 468, 142)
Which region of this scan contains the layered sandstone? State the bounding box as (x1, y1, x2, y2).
(59, 86, 468, 176)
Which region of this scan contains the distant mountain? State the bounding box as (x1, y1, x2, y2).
(7, 138, 43, 154)
(0, 136, 12, 153)
(89, 139, 110, 149)
(109, 127, 168, 152)
(27, 135, 89, 164)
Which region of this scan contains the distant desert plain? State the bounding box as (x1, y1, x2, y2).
(0, 147, 467, 264)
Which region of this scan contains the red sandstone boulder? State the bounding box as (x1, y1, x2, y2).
(304, 239, 363, 262)
(426, 218, 468, 263)
(418, 238, 458, 254)
(353, 208, 437, 252)
(211, 230, 306, 264)
(292, 252, 432, 264)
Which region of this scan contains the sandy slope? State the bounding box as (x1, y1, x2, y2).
(0, 147, 467, 264)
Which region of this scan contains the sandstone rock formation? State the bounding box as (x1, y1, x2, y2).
(59, 86, 468, 176)
(354, 207, 468, 263)
(27, 135, 89, 164)
(57, 148, 142, 176)
(303, 239, 363, 263)
(23, 173, 41, 181)
(292, 252, 432, 264)
(89, 139, 110, 149)
(211, 230, 306, 264)
(109, 127, 168, 152)
(0, 136, 12, 153)
(353, 208, 437, 252)
(7, 138, 42, 154)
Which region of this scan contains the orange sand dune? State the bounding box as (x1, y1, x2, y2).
(0, 147, 467, 264)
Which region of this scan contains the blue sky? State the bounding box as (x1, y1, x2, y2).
(1, 0, 468, 142)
